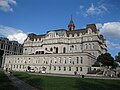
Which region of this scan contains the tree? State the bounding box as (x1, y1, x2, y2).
(115, 52, 120, 62)
(112, 62, 118, 69)
(97, 53, 114, 66)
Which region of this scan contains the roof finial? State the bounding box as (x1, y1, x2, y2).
(68, 15, 75, 31)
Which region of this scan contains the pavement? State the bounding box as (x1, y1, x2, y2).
(4, 71, 38, 90)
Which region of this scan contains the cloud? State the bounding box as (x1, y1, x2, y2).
(79, 5, 84, 9)
(106, 41, 120, 49)
(77, 3, 108, 17)
(96, 22, 120, 53)
(0, 25, 27, 44)
(96, 22, 120, 39)
(0, 0, 16, 12)
(86, 3, 108, 15)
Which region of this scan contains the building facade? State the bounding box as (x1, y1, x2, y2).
(0, 37, 23, 68)
(4, 19, 107, 75)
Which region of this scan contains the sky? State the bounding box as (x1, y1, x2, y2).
(0, 0, 120, 58)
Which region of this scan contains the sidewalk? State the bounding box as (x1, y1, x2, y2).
(4, 71, 38, 90)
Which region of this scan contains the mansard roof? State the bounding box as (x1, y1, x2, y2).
(28, 33, 45, 41)
(27, 24, 98, 40)
(47, 29, 67, 33)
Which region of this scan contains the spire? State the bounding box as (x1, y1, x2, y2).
(68, 15, 75, 31)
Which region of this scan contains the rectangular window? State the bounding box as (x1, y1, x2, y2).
(14, 65, 15, 68)
(54, 66, 56, 71)
(69, 67, 71, 71)
(76, 67, 78, 71)
(64, 67, 66, 71)
(49, 66, 51, 70)
(17, 65, 18, 69)
(59, 66, 61, 71)
(80, 67, 82, 71)
(81, 57, 83, 64)
(20, 65, 21, 69)
(59, 57, 61, 63)
(23, 65, 24, 69)
(77, 57, 79, 64)
(69, 57, 72, 64)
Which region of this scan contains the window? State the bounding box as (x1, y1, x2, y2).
(59, 57, 61, 63)
(76, 67, 78, 71)
(89, 44, 91, 49)
(36, 51, 38, 54)
(80, 67, 82, 71)
(23, 65, 24, 69)
(51, 60, 52, 63)
(44, 61, 45, 63)
(69, 67, 71, 71)
(20, 65, 21, 69)
(65, 60, 66, 64)
(69, 57, 72, 63)
(92, 43, 94, 49)
(59, 66, 61, 71)
(56, 47, 58, 53)
(49, 66, 51, 70)
(54, 66, 56, 71)
(72, 61, 74, 65)
(64, 67, 66, 71)
(17, 65, 18, 69)
(63, 47, 66, 53)
(54, 57, 57, 63)
(81, 57, 83, 64)
(64, 57, 66, 64)
(14, 65, 15, 68)
(85, 44, 88, 49)
(45, 48, 47, 50)
(41, 51, 44, 54)
(77, 57, 79, 64)
(50, 48, 53, 51)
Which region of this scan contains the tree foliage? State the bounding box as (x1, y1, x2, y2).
(97, 53, 114, 66)
(115, 52, 120, 62)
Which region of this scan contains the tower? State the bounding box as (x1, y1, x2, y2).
(68, 16, 75, 31)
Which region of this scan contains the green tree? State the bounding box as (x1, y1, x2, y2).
(97, 53, 114, 66)
(115, 52, 120, 62)
(112, 62, 118, 69)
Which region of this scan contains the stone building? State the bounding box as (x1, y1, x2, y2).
(4, 19, 107, 75)
(0, 37, 23, 68)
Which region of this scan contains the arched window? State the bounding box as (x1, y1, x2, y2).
(50, 48, 53, 51)
(63, 47, 66, 53)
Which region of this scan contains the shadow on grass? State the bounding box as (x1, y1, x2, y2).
(14, 72, 43, 90)
(0, 70, 16, 90)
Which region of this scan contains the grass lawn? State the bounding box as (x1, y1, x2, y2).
(0, 70, 16, 90)
(13, 72, 120, 90)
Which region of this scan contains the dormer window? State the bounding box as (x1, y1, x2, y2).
(88, 28, 92, 34)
